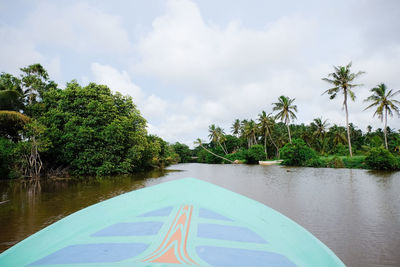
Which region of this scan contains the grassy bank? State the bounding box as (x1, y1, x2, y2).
(319, 155, 366, 169)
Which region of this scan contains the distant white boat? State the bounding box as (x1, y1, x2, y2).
(259, 160, 283, 166)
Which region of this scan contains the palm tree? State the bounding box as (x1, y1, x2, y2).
(208, 124, 227, 154)
(322, 62, 364, 157)
(364, 83, 400, 149)
(194, 138, 234, 163)
(272, 96, 297, 143)
(330, 125, 347, 147)
(231, 119, 240, 137)
(311, 117, 330, 152)
(243, 120, 258, 148)
(217, 128, 228, 154)
(240, 119, 249, 138)
(258, 111, 279, 159)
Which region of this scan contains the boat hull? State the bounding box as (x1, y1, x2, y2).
(0, 178, 344, 267)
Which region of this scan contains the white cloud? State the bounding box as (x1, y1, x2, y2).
(90, 63, 168, 129)
(91, 63, 143, 99)
(0, 26, 43, 74)
(134, 0, 314, 96)
(141, 94, 168, 118)
(25, 2, 132, 55)
(131, 0, 400, 144)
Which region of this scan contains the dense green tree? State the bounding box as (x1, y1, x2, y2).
(364, 83, 400, 149)
(172, 142, 192, 163)
(272, 96, 297, 143)
(0, 73, 24, 111)
(365, 147, 399, 170)
(245, 144, 266, 164)
(322, 62, 365, 157)
(0, 73, 28, 141)
(38, 81, 150, 175)
(280, 138, 318, 166)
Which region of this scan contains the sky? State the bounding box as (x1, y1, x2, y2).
(1, 0, 400, 147)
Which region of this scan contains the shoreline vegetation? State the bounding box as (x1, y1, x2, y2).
(0, 64, 182, 180)
(1, 62, 399, 180)
(189, 62, 400, 171)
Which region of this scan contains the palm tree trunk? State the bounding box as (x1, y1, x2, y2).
(267, 131, 279, 158)
(384, 108, 388, 149)
(200, 145, 234, 163)
(344, 93, 353, 157)
(287, 123, 292, 144)
(264, 133, 268, 159)
(218, 141, 227, 155)
(223, 142, 228, 154)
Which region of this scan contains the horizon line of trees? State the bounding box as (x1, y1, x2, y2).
(193, 62, 400, 164)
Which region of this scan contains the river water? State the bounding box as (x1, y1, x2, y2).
(0, 163, 399, 266)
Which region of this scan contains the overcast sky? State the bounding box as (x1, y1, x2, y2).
(1, 0, 400, 146)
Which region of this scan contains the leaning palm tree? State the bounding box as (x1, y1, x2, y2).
(322, 62, 365, 157)
(272, 96, 297, 143)
(216, 127, 228, 154)
(364, 83, 400, 149)
(194, 138, 234, 163)
(208, 124, 228, 154)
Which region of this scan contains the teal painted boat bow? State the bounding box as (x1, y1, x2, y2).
(0, 178, 345, 266)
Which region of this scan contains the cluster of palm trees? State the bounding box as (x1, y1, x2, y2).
(323, 62, 399, 155)
(196, 62, 400, 159)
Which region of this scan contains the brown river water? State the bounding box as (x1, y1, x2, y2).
(0, 163, 399, 266)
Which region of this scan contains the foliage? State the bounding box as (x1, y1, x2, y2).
(365, 147, 399, 171)
(0, 111, 30, 141)
(225, 149, 248, 163)
(326, 156, 345, 168)
(245, 145, 266, 164)
(364, 83, 400, 149)
(280, 139, 318, 166)
(322, 62, 365, 157)
(36, 81, 151, 175)
(172, 142, 192, 163)
(0, 72, 24, 111)
(0, 137, 16, 179)
(307, 157, 326, 168)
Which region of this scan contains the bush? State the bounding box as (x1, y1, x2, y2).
(280, 139, 318, 166)
(0, 137, 16, 179)
(333, 144, 349, 156)
(307, 157, 326, 168)
(326, 156, 345, 168)
(342, 156, 366, 169)
(225, 149, 247, 163)
(245, 145, 266, 164)
(365, 147, 399, 171)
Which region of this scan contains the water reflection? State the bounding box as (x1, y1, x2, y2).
(0, 164, 399, 266)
